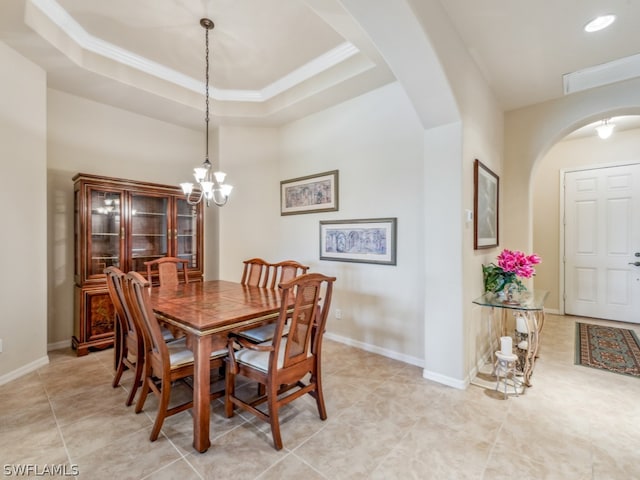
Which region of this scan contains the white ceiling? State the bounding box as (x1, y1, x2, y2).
(2, 0, 640, 132)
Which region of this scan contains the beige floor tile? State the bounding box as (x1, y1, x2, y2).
(257, 453, 327, 480)
(144, 458, 202, 480)
(61, 404, 152, 460)
(73, 429, 182, 480)
(185, 425, 287, 480)
(49, 381, 131, 426)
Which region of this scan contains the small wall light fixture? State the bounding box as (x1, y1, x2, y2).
(595, 119, 615, 139)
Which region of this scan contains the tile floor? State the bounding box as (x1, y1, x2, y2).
(1, 314, 640, 479)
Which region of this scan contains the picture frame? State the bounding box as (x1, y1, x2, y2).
(474, 159, 499, 249)
(280, 170, 339, 215)
(319, 218, 397, 265)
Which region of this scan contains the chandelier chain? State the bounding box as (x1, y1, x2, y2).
(205, 24, 210, 161)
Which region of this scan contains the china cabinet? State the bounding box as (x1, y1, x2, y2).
(72, 173, 203, 355)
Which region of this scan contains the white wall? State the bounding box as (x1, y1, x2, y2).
(278, 82, 426, 364)
(533, 127, 640, 311)
(0, 42, 48, 382)
(216, 125, 281, 281)
(47, 89, 204, 346)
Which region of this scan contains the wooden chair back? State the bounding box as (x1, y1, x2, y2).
(225, 272, 336, 450)
(123, 271, 169, 376)
(104, 266, 144, 406)
(269, 260, 309, 289)
(144, 256, 189, 287)
(276, 273, 333, 369)
(240, 258, 272, 287)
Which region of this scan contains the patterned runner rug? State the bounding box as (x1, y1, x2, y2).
(575, 322, 640, 378)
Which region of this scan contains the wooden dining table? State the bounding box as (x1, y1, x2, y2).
(149, 279, 284, 453)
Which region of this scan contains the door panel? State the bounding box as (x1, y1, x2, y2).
(564, 164, 640, 323)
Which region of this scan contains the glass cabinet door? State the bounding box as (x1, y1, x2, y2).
(88, 189, 123, 278)
(175, 198, 199, 268)
(129, 194, 169, 273)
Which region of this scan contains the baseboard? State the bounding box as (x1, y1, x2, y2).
(324, 332, 424, 368)
(47, 339, 71, 351)
(422, 369, 467, 390)
(544, 308, 561, 315)
(324, 331, 470, 389)
(0, 355, 49, 386)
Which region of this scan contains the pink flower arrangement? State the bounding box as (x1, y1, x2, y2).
(483, 249, 541, 293)
(496, 249, 541, 279)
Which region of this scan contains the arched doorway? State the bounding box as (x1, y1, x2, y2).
(532, 114, 640, 322)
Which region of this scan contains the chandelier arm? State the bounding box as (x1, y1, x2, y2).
(209, 189, 229, 207)
(184, 189, 205, 206)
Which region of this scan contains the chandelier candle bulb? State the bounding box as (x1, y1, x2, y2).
(500, 336, 513, 356)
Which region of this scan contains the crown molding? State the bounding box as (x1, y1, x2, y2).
(29, 0, 360, 103)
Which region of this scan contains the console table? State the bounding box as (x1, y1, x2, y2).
(472, 290, 549, 392)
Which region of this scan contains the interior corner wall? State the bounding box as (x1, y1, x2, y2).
(215, 125, 281, 281)
(406, 0, 504, 383)
(533, 127, 640, 312)
(46, 89, 203, 347)
(0, 42, 48, 382)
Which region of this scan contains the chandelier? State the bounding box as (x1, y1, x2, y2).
(180, 18, 232, 207)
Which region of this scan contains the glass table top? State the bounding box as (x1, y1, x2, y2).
(472, 290, 549, 311)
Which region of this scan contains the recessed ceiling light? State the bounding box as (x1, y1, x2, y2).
(584, 14, 616, 33)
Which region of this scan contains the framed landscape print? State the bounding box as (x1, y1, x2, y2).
(280, 170, 339, 215)
(319, 218, 397, 265)
(474, 159, 499, 249)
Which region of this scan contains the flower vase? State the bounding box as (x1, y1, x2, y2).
(502, 283, 518, 304)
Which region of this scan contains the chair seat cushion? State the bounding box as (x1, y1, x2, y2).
(235, 337, 309, 373)
(161, 326, 175, 342)
(236, 322, 290, 343)
(168, 338, 227, 368)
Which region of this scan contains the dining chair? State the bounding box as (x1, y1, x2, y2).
(123, 271, 227, 442)
(144, 256, 189, 287)
(225, 272, 336, 450)
(105, 266, 145, 406)
(236, 260, 310, 344)
(106, 267, 177, 406)
(268, 260, 310, 289)
(240, 257, 272, 288)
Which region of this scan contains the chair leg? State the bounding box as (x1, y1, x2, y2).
(225, 366, 235, 418)
(112, 359, 125, 388)
(135, 377, 151, 413)
(112, 344, 126, 388)
(150, 379, 171, 442)
(311, 373, 327, 420)
(267, 382, 283, 450)
(125, 358, 144, 407)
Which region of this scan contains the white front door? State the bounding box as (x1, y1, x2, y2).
(564, 164, 640, 323)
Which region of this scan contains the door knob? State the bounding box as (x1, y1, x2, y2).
(629, 261, 640, 267)
(635, 252, 640, 257)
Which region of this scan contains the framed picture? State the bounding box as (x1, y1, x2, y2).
(474, 159, 499, 249)
(319, 218, 397, 265)
(280, 170, 339, 215)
